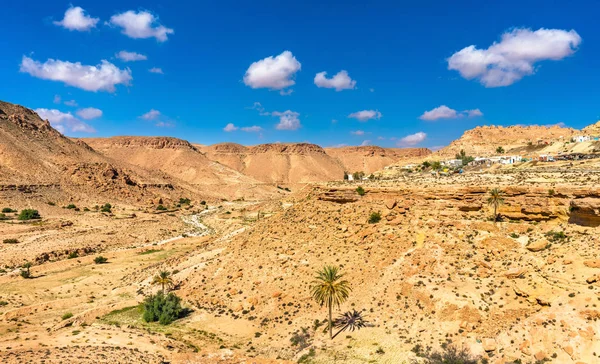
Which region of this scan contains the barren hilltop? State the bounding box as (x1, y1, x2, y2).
(1, 100, 600, 364)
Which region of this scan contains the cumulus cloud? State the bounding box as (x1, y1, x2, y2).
(35, 108, 95, 133)
(241, 126, 262, 132)
(314, 70, 356, 91)
(350, 130, 365, 135)
(273, 110, 301, 130)
(448, 28, 581, 87)
(141, 109, 160, 120)
(54, 6, 99, 31)
(76, 107, 102, 120)
(243, 51, 301, 92)
(248, 102, 270, 116)
(116, 51, 147, 62)
(419, 105, 484, 121)
(466, 108, 483, 117)
(223, 123, 238, 132)
(20, 56, 132, 92)
(397, 132, 427, 146)
(148, 67, 164, 74)
(348, 110, 382, 122)
(109, 10, 174, 42)
(64, 100, 78, 107)
(419, 105, 458, 121)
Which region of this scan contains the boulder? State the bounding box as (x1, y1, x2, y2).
(527, 239, 549, 252)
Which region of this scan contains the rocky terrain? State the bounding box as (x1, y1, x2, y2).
(1, 99, 600, 363)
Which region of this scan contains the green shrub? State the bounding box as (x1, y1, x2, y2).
(67, 251, 79, 259)
(47, 201, 56, 206)
(100, 203, 112, 213)
(200, 201, 206, 205)
(356, 186, 365, 196)
(368, 212, 382, 224)
(509, 233, 519, 239)
(62, 312, 73, 320)
(18, 209, 40, 220)
(545, 231, 567, 243)
(411, 344, 480, 364)
(548, 189, 555, 196)
(0, 213, 7, 220)
(142, 292, 186, 325)
(0, 301, 8, 306)
(20, 270, 31, 279)
(65, 204, 76, 209)
(3, 238, 19, 244)
(2, 207, 15, 213)
(179, 198, 191, 205)
(94, 256, 108, 264)
(156, 205, 167, 211)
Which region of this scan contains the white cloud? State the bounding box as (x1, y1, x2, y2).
(397, 132, 427, 146)
(109, 10, 174, 42)
(20, 56, 132, 92)
(53, 95, 61, 104)
(54, 6, 99, 31)
(314, 70, 356, 91)
(419, 105, 484, 120)
(116, 51, 147, 62)
(448, 28, 581, 87)
(241, 126, 262, 132)
(155, 121, 174, 128)
(243, 51, 301, 92)
(465, 108, 483, 117)
(348, 110, 382, 122)
(141, 109, 160, 120)
(35, 108, 95, 133)
(419, 105, 458, 121)
(148, 67, 164, 74)
(273, 110, 301, 130)
(223, 123, 238, 132)
(248, 102, 270, 116)
(64, 100, 78, 107)
(360, 140, 371, 146)
(76, 107, 103, 120)
(351, 130, 365, 136)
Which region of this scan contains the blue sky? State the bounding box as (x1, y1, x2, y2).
(1, 1, 598, 149)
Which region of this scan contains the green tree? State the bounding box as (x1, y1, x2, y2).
(356, 186, 365, 196)
(496, 146, 505, 154)
(431, 161, 442, 171)
(18, 209, 40, 220)
(152, 271, 174, 293)
(310, 266, 351, 339)
(487, 188, 505, 222)
(142, 291, 185, 325)
(21, 262, 32, 278)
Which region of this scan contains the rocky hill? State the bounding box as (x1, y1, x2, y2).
(582, 120, 600, 136)
(324, 146, 431, 173)
(82, 137, 280, 201)
(200, 143, 431, 183)
(0, 100, 181, 204)
(436, 125, 577, 157)
(200, 142, 346, 183)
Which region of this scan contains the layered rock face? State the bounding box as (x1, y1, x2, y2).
(324, 146, 432, 174)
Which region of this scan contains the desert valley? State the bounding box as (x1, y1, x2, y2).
(1, 99, 600, 364)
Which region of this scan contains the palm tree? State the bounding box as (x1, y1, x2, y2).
(487, 188, 505, 222)
(152, 271, 174, 293)
(310, 265, 351, 339)
(332, 310, 368, 339)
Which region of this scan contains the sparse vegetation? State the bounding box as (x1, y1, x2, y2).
(455, 149, 475, 166)
(100, 203, 112, 213)
(65, 204, 77, 209)
(18, 209, 40, 220)
(496, 146, 505, 154)
(179, 197, 191, 205)
(545, 230, 568, 243)
(94, 256, 108, 264)
(310, 266, 351, 339)
(368, 212, 381, 224)
(156, 204, 167, 211)
(431, 161, 442, 171)
(2, 207, 16, 213)
(20, 262, 32, 279)
(67, 251, 79, 259)
(411, 344, 480, 363)
(61, 312, 73, 320)
(142, 291, 186, 325)
(3, 238, 19, 244)
(356, 186, 365, 196)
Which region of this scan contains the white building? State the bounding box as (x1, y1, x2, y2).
(573, 135, 591, 143)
